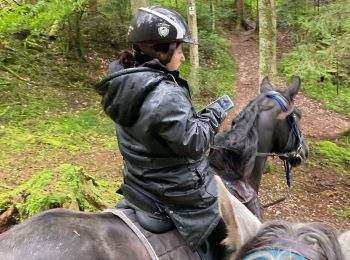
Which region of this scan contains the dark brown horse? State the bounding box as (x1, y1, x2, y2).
(0, 77, 309, 259)
(209, 76, 309, 219)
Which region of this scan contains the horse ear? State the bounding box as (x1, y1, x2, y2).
(216, 176, 262, 250)
(260, 76, 274, 93)
(339, 230, 350, 258)
(286, 76, 301, 100)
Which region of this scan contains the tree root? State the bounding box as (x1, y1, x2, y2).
(0, 205, 18, 234)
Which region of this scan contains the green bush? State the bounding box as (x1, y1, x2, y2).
(279, 1, 350, 115)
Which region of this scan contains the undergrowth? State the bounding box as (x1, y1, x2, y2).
(306, 131, 350, 217)
(0, 164, 122, 220)
(280, 1, 350, 116)
(309, 136, 350, 176)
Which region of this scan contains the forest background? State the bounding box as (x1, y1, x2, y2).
(0, 0, 349, 232)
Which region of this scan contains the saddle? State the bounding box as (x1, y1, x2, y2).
(117, 184, 218, 260)
(119, 183, 173, 233)
(104, 207, 201, 260)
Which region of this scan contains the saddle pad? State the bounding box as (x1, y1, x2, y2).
(104, 208, 201, 260)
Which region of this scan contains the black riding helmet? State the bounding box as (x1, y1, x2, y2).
(128, 6, 198, 64)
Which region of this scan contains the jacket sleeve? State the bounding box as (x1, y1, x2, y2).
(152, 89, 226, 160)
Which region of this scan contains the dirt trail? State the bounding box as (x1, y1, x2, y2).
(221, 30, 350, 137)
(222, 30, 350, 230)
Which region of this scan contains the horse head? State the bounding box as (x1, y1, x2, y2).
(259, 76, 309, 168)
(209, 77, 309, 219)
(216, 176, 350, 260)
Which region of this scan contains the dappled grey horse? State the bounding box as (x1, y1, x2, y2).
(0, 77, 309, 259)
(216, 176, 350, 260)
(209, 76, 309, 219)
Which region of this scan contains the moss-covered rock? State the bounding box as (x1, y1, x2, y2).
(0, 164, 122, 224)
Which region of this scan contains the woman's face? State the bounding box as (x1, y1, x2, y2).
(166, 44, 185, 71)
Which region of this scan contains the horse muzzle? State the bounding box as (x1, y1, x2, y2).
(288, 143, 309, 167)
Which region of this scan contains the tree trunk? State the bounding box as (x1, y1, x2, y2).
(210, 0, 216, 32)
(74, 10, 84, 60)
(234, 0, 253, 30)
(188, 0, 200, 96)
(130, 0, 149, 15)
(255, 0, 259, 32)
(258, 0, 277, 88)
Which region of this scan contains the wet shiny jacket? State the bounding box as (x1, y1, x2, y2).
(96, 59, 226, 249)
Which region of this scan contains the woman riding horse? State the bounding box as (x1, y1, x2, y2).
(95, 6, 227, 258)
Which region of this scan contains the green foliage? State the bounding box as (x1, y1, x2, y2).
(337, 208, 350, 218)
(310, 139, 350, 176)
(0, 164, 122, 220)
(0, 0, 87, 38)
(89, 0, 132, 48)
(216, 0, 236, 25)
(198, 32, 235, 98)
(150, 0, 236, 100)
(279, 1, 350, 115)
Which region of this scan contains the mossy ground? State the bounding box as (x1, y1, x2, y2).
(261, 131, 350, 225)
(0, 164, 122, 220)
(0, 38, 123, 220)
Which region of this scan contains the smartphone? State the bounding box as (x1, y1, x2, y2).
(205, 95, 235, 112)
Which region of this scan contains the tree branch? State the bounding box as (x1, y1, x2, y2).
(0, 64, 35, 85)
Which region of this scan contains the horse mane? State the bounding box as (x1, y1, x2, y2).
(233, 220, 344, 260)
(209, 94, 268, 181)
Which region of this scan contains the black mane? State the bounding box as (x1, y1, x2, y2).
(209, 94, 269, 181)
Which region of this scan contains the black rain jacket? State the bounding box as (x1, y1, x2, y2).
(96, 59, 226, 249)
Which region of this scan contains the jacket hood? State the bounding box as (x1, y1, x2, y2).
(96, 60, 168, 126)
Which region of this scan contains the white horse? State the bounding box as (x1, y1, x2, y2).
(216, 176, 350, 260)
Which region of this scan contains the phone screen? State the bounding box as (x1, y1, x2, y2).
(215, 95, 234, 112)
(199, 95, 234, 113)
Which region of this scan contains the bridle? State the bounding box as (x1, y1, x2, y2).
(242, 238, 327, 260)
(254, 91, 306, 208)
(210, 91, 306, 208)
(256, 91, 305, 189)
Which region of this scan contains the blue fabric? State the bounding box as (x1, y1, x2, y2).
(243, 249, 307, 259)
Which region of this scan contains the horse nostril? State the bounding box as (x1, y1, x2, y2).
(289, 155, 302, 166)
